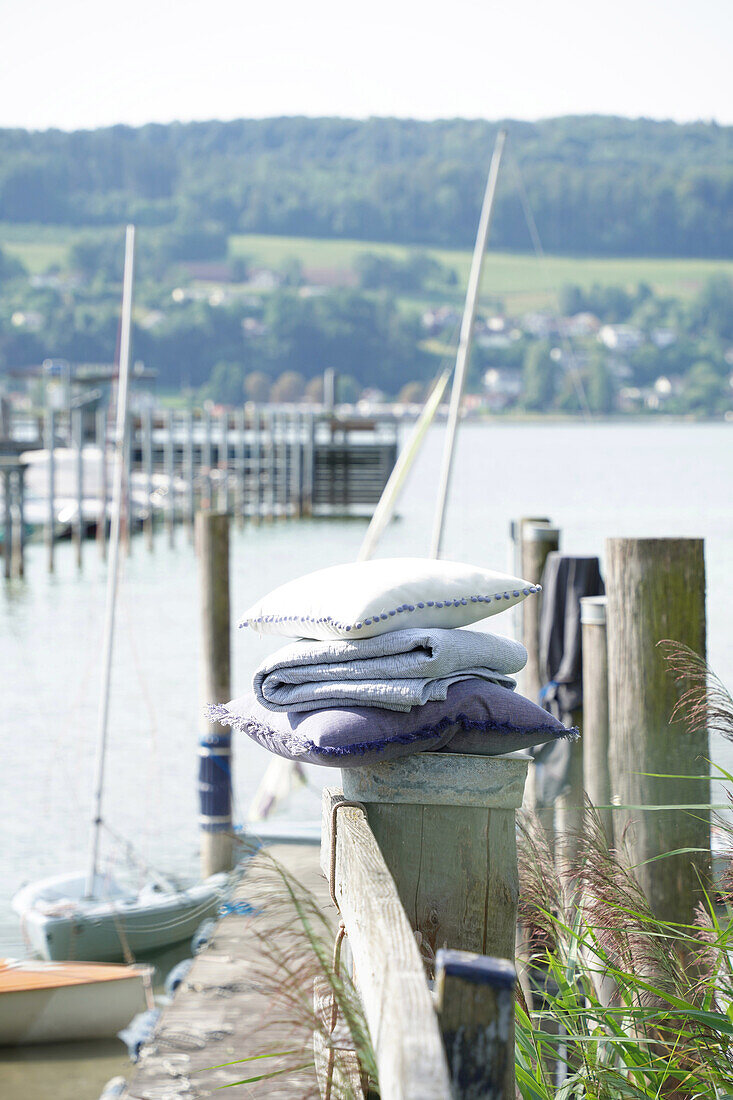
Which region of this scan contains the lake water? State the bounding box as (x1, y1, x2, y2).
(1, 419, 732, 1096)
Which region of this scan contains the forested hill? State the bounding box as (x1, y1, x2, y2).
(1, 116, 732, 257)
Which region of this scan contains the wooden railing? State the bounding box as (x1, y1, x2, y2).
(318, 751, 528, 1100)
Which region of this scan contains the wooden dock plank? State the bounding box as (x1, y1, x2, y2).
(122, 843, 336, 1099)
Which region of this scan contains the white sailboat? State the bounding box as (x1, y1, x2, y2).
(12, 227, 228, 962)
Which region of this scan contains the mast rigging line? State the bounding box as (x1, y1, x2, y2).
(85, 225, 136, 899)
(508, 151, 593, 421)
(430, 128, 507, 560)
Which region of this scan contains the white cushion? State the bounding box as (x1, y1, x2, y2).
(239, 557, 540, 640)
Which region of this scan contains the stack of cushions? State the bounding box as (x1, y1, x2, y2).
(209, 557, 579, 768)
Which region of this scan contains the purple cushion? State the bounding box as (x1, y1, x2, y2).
(208, 678, 578, 768)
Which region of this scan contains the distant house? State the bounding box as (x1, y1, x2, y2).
(521, 312, 558, 338)
(242, 318, 267, 338)
(483, 367, 523, 409)
(247, 268, 282, 292)
(598, 324, 643, 351)
(421, 306, 461, 336)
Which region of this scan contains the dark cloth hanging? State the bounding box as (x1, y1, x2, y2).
(532, 553, 604, 806)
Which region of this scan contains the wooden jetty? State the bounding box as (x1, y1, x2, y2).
(1, 404, 398, 573)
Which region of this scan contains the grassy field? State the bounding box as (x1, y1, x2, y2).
(3, 222, 733, 308)
(230, 233, 733, 311)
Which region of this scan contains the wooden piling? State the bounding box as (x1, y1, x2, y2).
(580, 596, 613, 840)
(519, 520, 560, 702)
(341, 753, 527, 961)
(435, 949, 516, 1100)
(196, 510, 234, 878)
(606, 538, 710, 925)
(45, 408, 55, 573)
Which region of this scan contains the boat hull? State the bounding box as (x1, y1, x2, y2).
(13, 873, 227, 962)
(0, 962, 148, 1045)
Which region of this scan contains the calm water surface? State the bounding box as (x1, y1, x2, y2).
(1, 420, 732, 1097)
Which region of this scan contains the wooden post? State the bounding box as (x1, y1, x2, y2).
(580, 596, 613, 841)
(45, 408, 56, 573)
(142, 407, 154, 551)
(196, 511, 233, 877)
(606, 538, 710, 926)
(341, 753, 527, 961)
(519, 521, 559, 835)
(96, 405, 108, 557)
(519, 521, 560, 702)
(435, 949, 516, 1100)
(73, 407, 84, 569)
(12, 466, 25, 578)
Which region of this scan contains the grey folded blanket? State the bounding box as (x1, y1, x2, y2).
(253, 627, 527, 712)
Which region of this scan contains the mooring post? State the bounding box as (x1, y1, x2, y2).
(73, 406, 84, 569)
(96, 405, 108, 558)
(580, 596, 612, 840)
(45, 408, 56, 573)
(12, 465, 26, 578)
(435, 949, 516, 1100)
(341, 753, 526, 1097)
(196, 510, 234, 877)
(606, 537, 710, 926)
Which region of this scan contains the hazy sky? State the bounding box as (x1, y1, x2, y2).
(2, 0, 731, 131)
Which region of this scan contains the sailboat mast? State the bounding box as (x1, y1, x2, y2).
(429, 129, 506, 559)
(85, 225, 136, 898)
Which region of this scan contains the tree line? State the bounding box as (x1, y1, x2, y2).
(1, 116, 732, 257)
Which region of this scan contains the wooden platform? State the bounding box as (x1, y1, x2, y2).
(121, 843, 335, 1099)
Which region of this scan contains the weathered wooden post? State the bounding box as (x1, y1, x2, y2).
(518, 520, 559, 834)
(435, 949, 516, 1100)
(606, 538, 710, 925)
(11, 465, 26, 578)
(580, 596, 612, 840)
(519, 520, 559, 702)
(342, 754, 527, 960)
(196, 510, 234, 878)
(45, 408, 56, 573)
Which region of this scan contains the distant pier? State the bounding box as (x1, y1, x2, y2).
(0, 405, 398, 571)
